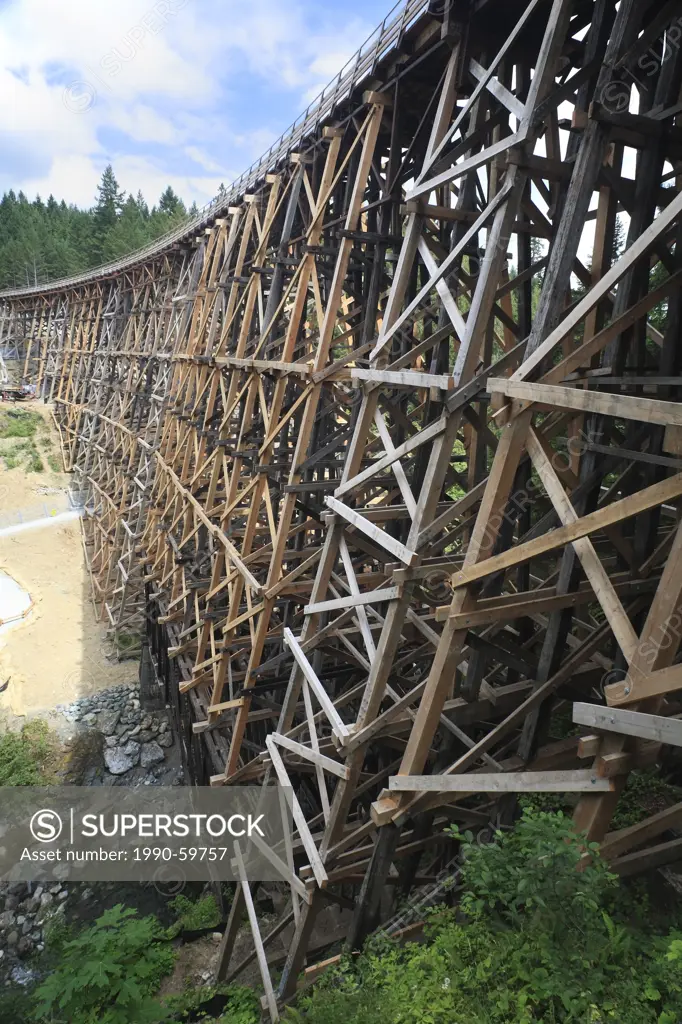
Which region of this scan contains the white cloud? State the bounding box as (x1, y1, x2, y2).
(108, 104, 180, 145)
(0, 0, 377, 208)
(184, 146, 223, 173)
(19, 154, 102, 207)
(114, 154, 225, 209)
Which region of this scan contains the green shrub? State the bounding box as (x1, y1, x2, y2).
(293, 811, 682, 1024)
(451, 809, 615, 932)
(33, 904, 176, 1024)
(0, 721, 58, 785)
(167, 892, 221, 936)
(0, 988, 34, 1024)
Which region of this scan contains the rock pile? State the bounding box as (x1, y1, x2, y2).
(0, 880, 68, 983)
(56, 683, 179, 785)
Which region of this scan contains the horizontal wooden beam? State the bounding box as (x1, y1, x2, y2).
(488, 377, 682, 427)
(387, 770, 613, 793)
(574, 701, 682, 745)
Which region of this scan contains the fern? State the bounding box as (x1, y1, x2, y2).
(34, 904, 176, 1024)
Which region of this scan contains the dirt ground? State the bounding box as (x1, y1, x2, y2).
(0, 402, 134, 721)
(0, 519, 133, 719)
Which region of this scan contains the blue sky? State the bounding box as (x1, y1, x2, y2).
(0, 0, 393, 210)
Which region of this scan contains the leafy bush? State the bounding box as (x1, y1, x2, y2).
(293, 811, 682, 1024)
(33, 904, 176, 1024)
(0, 720, 59, 785)
(167, 892, 221, 937)
(451, 809, 615, 932)
(0, 988, 34, 1024)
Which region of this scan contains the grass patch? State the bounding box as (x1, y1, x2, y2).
(0, 720, 61, 785)
(0, 409, 52, 473)
(0, 409, 45, 440)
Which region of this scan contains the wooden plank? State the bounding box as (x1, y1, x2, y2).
(325, 497, 420, 566)
(282, 627, 351, 739)
(265, 737, 328, 888)
(469, 57, 525, 119)
(513, 186, 682, 380)
(526, 428, 638, 661)
(600, 802, 682, 861)
(488, 378, 682, 427)
(207, 697, 246, 714)
(387, 770, 613, 793)
(574, 702, 682, 746)
(606, 663, 682, 706)
(351, 368, 452, 390)
(233, 846, 280, 1021)
(334, 416, 446, 500)
(304, 587, 400, 615)
(272, 732, 350, 780)
(610, 837, 682, 877)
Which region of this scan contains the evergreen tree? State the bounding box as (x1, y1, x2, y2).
(136, 190, 150, 220)
(0, 168, 195, 289)
(93, 165, 125, 230)
(103, 194, 150, 260)
(612, 214, 626, 263)
(158, 186, 185, 217)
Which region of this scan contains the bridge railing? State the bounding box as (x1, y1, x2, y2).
(0, 0, 430, 299)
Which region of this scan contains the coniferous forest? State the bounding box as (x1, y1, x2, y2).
(0, 165, 199, 290)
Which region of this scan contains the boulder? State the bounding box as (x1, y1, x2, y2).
(104, 747, 137, 775)
(157, 732, 173, 748)
(122, 740, 141, 762)
(97, 709, 121, 735)
(140, 742, 165, 768)
(0, 910, 15, 930)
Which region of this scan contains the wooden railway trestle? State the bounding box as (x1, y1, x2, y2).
(4, 0, 682, 1014)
